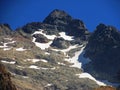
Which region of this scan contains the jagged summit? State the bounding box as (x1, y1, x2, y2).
(43, 9, 72, 25)
(18, 9, 89, 40)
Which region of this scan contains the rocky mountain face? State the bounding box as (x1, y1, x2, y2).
(18, 9, 90, 41)
(0, 24, 13, 35)
(84, 23, 120, 82)
(0, 9, 120, 90)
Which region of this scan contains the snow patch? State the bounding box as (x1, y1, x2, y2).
(51, 67, 56, 70)
(0, 41, 16, 51)
(3, 47, 12, 51)
(16, 47, 27, 51)
(58, 62, 66, 65)
(17, 65, 25, 69)
(22, 76, 29, 78)
(29, 65, 55, 70)
(59, 32, 74, 41)
(1, 60, 16, 64)
(76, 73, 106, 86)
(4, 38, 13, 41)
(32, 37, 52, 50)
(45, 52, 50, 55)
(26, 59, 48, 63)
(65, 46, 85, 69)
(40, 59, 48, 63)
(8, 41, 16, 44)
(29, 65, 40, 69)
(45, 83, 53, 87)
(26, 59, 40, 63)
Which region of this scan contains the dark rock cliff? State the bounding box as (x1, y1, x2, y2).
(84, 23, 120, 82)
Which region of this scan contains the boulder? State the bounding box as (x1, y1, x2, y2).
(33, 34, 49, 43)
(51, 37, 70, 49)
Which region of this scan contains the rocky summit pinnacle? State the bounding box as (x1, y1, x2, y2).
(43, 9, 72, 25)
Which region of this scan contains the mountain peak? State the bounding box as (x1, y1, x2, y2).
(48, 9, 71, 18)
(43, 9, 72, 25)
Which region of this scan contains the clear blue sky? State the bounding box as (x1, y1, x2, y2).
(0, 0, 120, 31)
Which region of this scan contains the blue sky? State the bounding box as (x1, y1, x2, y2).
(0, 0, 120, 31)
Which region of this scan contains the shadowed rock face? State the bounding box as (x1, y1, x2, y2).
(84, 23, 120, 81)
(67, 19, 89, 39)
(0, 63, 17, 90)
